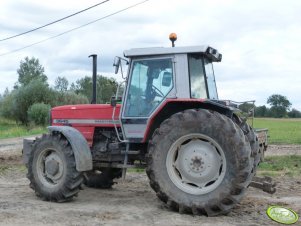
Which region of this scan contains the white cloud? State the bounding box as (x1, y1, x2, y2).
(0, 0, 300, 109)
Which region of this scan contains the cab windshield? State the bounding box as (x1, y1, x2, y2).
(204, 58, 218, 100)
(124, 58, 173, 117)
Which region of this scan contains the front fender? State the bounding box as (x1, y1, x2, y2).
(48, 126, 92, 172)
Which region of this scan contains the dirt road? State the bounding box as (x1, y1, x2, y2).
(0, 137, 300, 226)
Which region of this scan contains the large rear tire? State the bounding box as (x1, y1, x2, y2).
(84, 168, 122, 188)
(241, 123, 260, 174)
(27, 133, 83, 202)
(146, 109, 252, 216)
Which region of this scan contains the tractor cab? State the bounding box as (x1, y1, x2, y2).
(114, 44, 223, 141)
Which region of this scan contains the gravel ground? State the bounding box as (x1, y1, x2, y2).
(266, 144, 301, 156)
(0, 136, 300, 226)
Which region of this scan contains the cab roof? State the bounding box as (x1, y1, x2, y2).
(124, 45, 222, 62)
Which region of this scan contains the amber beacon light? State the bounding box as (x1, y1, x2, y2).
(169, 33, 177, 47)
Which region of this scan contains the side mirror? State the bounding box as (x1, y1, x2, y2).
(110, 96, 122, 107)
(113, 57, 121, 74)
(162, 71, 172, 87)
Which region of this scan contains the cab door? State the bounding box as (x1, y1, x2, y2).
(121, 56, 174, 142)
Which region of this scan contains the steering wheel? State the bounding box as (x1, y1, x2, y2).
(152, 85, 164, 97)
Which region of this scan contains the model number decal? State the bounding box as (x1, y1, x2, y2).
(53, 119, 120, 124)
(54, 119, 69, 124)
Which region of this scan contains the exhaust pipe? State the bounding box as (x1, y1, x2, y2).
(89, 54, 97, 104)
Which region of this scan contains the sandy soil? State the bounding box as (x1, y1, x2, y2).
(0, 137, 300, 226)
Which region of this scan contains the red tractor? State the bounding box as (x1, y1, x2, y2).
(23, 34, 274, 216)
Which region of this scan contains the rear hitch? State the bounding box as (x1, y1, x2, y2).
(249, 176, 276, 194)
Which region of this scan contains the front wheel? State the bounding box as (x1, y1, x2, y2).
(146, 109, 252, 216)
(27, 133, 83, 202)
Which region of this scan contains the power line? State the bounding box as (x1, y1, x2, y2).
(0, 0, 110, 42)
(0, 0, 150, 57)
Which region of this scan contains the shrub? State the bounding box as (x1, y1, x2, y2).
(14, 80, 54, 124)
(0, 91, 17, 120)
(28, 103, 51, 126)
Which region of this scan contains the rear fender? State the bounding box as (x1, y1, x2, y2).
(48, 126, 92, 172)
(143, 99, 233, 142)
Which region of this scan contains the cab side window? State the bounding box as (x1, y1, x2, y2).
(188, 54, 207, 99)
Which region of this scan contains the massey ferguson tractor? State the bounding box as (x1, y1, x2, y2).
(23, 34, 274, 216)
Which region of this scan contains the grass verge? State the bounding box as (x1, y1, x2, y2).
(257, 155, 301, 177)
(0, 164, 27, 176)
(0, 117, 46, 139)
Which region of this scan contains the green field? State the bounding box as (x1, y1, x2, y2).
(252, 118, 301, 144)
(0, 117, 46, 139)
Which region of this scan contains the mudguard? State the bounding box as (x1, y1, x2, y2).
(48, 126, 93, 172)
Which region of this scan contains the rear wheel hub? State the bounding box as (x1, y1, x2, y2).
(166, 134, 226, 195)
(189, 156, 204, 172)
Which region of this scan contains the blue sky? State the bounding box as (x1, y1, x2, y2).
(0, 0, 300, 109)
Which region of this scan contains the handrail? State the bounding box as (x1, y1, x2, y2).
(112, 80, 128, 143)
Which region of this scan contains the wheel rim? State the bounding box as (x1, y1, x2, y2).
(36, 148, 65, 188)
(166, 133, 226, 195)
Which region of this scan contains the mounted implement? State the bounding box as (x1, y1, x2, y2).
(23, 34, 274, 216)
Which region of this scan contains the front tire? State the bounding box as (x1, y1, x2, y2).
(27, 133, 83, 202)
(146, 109, 252, 216)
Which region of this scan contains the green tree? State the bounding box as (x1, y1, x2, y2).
(0, 90, 17, 120)
(14, 80, 54, 124)
(17, 56, 47, 86)
(53, 76, 89, 106)
(255, 105, 270, 117)
(69, 82, 76, 91)
(73, 75, 118, 103)
(288, 108, 301, 118)
(54, 76, 69, 92)
(54, 91, 89, 106)
(267, 94, 291, 118)
(3, 87, 10, 97)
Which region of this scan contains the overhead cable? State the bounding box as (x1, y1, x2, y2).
(0, 0, 110, 42)
(0, 0, 149, 57)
